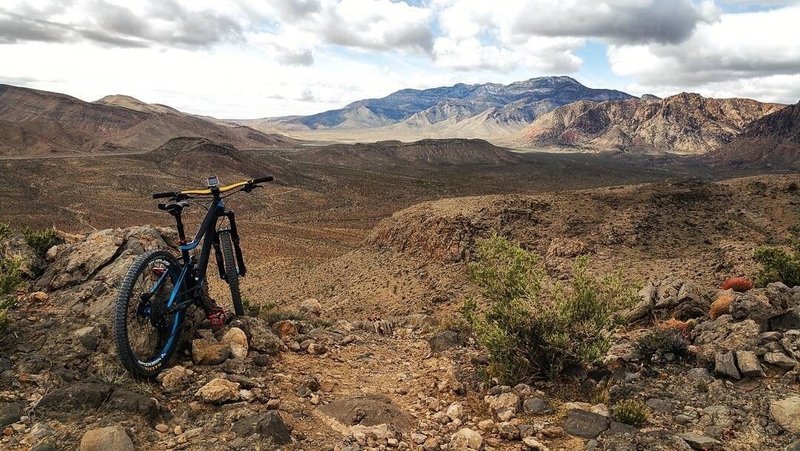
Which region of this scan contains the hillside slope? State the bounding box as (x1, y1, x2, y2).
(518, 93, 783, 154)
(707, 101, 800, 168)
(0, 84, 294, 156)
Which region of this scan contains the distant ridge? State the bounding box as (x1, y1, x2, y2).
(237, 76, 633, 139)
(0, 84, 295, 156)
(517, 93, 784, 154)
(708, 100, 800, 168)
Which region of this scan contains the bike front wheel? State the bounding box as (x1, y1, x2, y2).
(218, 230, 244, 316)
(114, 249, 185, 378)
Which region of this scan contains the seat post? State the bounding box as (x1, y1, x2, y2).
(172, 210, 187, 243)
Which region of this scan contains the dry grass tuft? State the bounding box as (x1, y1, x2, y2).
(709, 291, 735, 320)
(720, 277, 754, 292)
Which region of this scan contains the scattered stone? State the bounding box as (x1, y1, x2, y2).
(679, 432, 720, 450)
(155, 423, 169, 433)
(769, 308, 800, 331)
(273, 320, 299, 339)
(79, 426, 134, 451)
(770, 396, 800, 434)
(73, 326, 98, 351)
(450, 428, 482, 450)
(252, 353, 272, 367)
(317, 394, 413, 432)
(562, 409, 610, 439)
(29, 291, 48, 302)
(523, 398, 554, 415)
(221, 327, 249, 359)
(446, 402, 464, 422)
(307, 342, 327, 355)
(497, 421, 520, 440)
(195, 378, 240, 404)
(37, 383, 112, 412)
(484, 392, 520, 421)
(714, 352, 741, 379)
(105, 388, 159, 420)
(299, 298, 322, 316)
(191, 339, 231, 365)
(428, 331, 462, 353)
(735, 350, 765, 377)
(158, 365, 192, 392)
(235, 316, 283, 355)
(764, 351, 797, 369)
(0, 403, 21, 427)
(422, 437, 440, 451)
(687, 367, 714, 382)
(232, 411, 292, 445)
(523, 437, 550, 451)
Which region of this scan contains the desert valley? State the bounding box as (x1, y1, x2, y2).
(1, 68, 800, 451)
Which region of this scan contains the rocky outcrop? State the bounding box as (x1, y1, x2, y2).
(708, 100, 800, 169)
(518, 93, 783, 154)
(35, 226, 176, 317)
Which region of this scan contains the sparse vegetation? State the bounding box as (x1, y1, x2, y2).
(709, 292, 735, 320)
(0, 258, 22, 337)
(612, 399, 649, 427)
(242, 297, 315, 325)
(720, 277, 754, 292)
(0, 222, 11, 241)
(462, 234, 636, 382)
(635, 327, 689, 360)
(754, 242, 800, 288)
(23, 227, 59, 258)
(658, 318, 691, 337)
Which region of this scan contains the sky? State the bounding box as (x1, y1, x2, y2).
(0, 0, 798, 118)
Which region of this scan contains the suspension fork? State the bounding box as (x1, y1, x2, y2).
(225, 210, 247, 277)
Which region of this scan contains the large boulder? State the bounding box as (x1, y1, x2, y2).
(79, 426, 134, 451)
(233, 316, 283, 355)
(692, 315, 760, 361)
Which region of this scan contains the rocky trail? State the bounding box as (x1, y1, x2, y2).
(2, 175, 800, 450)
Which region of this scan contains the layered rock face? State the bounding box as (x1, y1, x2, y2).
(518, 93, 784, 154)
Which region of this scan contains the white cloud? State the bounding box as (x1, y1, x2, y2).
(608, 5, 800, 102)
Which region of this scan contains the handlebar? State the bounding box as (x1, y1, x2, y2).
(151, 176, 273, 199)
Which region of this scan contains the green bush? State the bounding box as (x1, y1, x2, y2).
(754, 242, 800, 287)
(612, 399, 649, 427)
(0, 257, 22, 297)
(462, 234, 636, 382)
(242, 298, 310, 325)
(0, 223, 11, 241)
(635, 327, 689, 359)
(24, 227, 59, 258)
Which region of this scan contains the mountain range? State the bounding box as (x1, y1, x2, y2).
(1, 77, 797, 167)
(0, 84, 293, 156)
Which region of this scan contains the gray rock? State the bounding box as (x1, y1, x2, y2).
(74, 326, 98, 351)
(484, 392, 520, 421)
(693, 316, 760, 362)
(563, 409, 609, 439)
(770, 396, 800, 434)
(105, 388, 160, 420)
(761, 331, 782, 342)
(679, 432, 720, 450)
(686, 367, 714, 382)
(645, 398, 674, 413)
(735, 350, 765, 377)
(0, 402, 21, 427)
(79, 425, 134, 451)
(769, 308, 800, 331)
(37, 383, 112, 412)
(31, 444, 58, 451)
(428, 331, 463, 353)
(523, 397, 554, 415)
(232, 411, 292, 445)
(714, 352, 741, 380)
(763, 351, 798, 369)
(234, 316, 283, 355)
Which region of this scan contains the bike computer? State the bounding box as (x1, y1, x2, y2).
(207, 175, 220, 187)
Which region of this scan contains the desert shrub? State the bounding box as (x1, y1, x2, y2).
(612, 399, 649, 427)
(23, 227, 59, 258)
(754, 241, 800, 288)
(0, 223, 11, 241)
(709, 292, 735, 320)
(0, 257, 22, 297)
(720, 277, 754, 292)
(658, 318, 690, 337)
(462, 234, 636, 382)
(635, 327, 688, 359)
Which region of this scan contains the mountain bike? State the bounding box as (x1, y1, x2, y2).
(114, 175, 273, 377)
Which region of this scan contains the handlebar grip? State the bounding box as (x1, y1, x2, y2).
(252, 176, 273, 184)
(152, 191, 178, 199)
